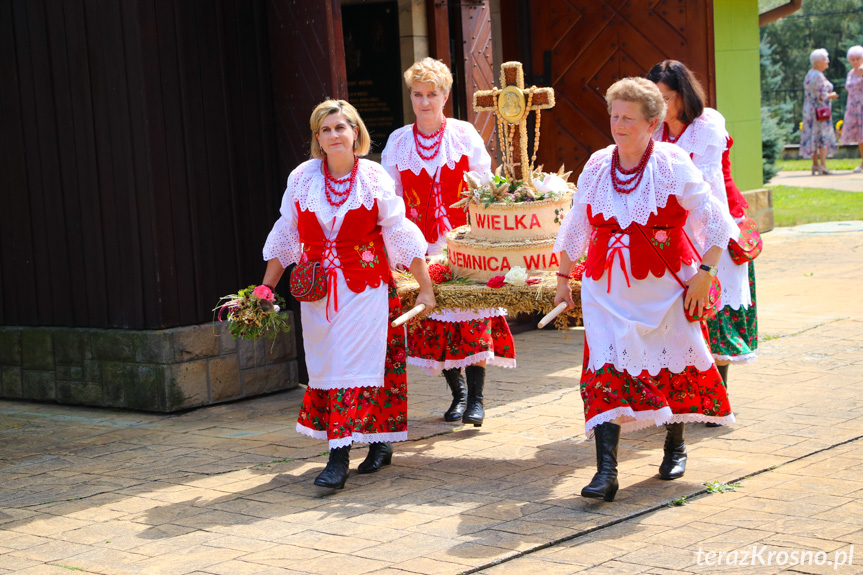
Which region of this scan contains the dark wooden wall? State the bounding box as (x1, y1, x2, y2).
(0, 0, 285, 330)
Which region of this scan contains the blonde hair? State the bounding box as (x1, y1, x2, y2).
(403, 57, 453, 94)
(605, 77, 666, 125)
(309, 99, 371, 159)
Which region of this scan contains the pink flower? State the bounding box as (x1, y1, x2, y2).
(253, 285, 275, 302)
(486, 275, 506, 288)
(654, 230, 669, 243)
(362, 250, 375, 263)
(409, 208, 419, 219)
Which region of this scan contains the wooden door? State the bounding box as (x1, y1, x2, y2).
(522, 0, 714, 175)
(460, 1, 496, 152)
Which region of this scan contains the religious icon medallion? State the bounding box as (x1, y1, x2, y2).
(499, 86, 526, 124)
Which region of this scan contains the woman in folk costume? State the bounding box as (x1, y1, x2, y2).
(553, 78, 738, 502)
(382, 58, 516, 427)
(647, 61, 758, 425)
(261, 100, 435, 489)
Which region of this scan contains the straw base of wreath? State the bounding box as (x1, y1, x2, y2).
(395, 270, 581, 331)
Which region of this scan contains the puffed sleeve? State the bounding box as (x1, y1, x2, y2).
(262, 174, 302, 268)
(376, 169, 428, 267)
(553, 198, 590, 261)
(676, 161, 738, 252)
(466, 124, 492, 173)
(380, 136, 404, 198)
(691, 136, 730, 214)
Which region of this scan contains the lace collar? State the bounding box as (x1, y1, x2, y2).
(280, 159, 392, 222)
(576, 143, 702, 229)
(380, 118, 489, 176)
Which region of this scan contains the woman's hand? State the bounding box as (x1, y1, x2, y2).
(554, 278, 576, 312)
(828, 91, 839, 100)
(414, 288, 436, 316)
(684, 270, 713, 317)
(409, 257, 436, 316)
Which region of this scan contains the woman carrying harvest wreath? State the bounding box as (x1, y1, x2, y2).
(553, 78, 737, 502)
(382, 57, 516, 428)
(261, 99, 435, 489)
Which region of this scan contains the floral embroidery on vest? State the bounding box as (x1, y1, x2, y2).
(355, 241, 380, 268)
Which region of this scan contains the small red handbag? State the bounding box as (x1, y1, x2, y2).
(289, 260, 327, 302)
(815, 106, 831, 122)
(635, 224, 721, 322)
(728, 216, 763, 264)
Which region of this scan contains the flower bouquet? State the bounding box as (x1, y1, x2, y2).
(214, 285, 291, 343)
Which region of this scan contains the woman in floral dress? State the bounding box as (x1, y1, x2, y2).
(382, 58, 516, 427)
(554, 78, 737, 502)
(647, 60, 757, 425)
(839, 45, 863, 173)
(262, 100, 435, 489)
(800, 48, 839, 174)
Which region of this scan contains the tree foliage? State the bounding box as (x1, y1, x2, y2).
(760, 0, 863, 125)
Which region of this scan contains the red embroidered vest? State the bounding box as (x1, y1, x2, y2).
(296, 201, 390, 294)
(585, 195, 698, 282)
(722, 136, 748, 218)
(398, 155, 469, 245)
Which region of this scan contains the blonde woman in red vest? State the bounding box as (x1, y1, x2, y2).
(261, 100, 435, 489)
(382, 58, 516, 427)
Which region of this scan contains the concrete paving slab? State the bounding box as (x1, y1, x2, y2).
(1, 227, 863, 574)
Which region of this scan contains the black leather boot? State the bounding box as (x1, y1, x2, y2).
(314, 445, 351, 488)
(581, 422, 621, 502)
(706, 365, 729, 427)
(357, 442, 393, 474)
(659, 423, 687, 480)
(443, 369, 468, 422)
(462, 365, 486, 426)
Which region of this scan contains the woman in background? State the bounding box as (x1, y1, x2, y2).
(382, 58, 516, 428)
(839, 45, 863, 173)
(800, 48, 838, 174)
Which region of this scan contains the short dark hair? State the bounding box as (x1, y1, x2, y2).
(646, 60, 706, 125)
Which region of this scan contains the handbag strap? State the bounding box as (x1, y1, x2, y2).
(632, 223, 688, 291)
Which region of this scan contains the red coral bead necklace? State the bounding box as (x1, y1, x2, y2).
(661, 122, 689, 143)
(413, 118, 447, 161)
(611, 139, 654, 194)
(323, 156, 359, 207)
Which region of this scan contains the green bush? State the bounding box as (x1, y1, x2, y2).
(761, 106, 787, 184)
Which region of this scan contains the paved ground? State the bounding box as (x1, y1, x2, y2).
(770, 169, 863, 191)
(2, 225, 863, 575)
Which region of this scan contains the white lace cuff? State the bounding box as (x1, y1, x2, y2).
(383, 219, 428, 268)
(553, 202, 590, 261)
(262, 216, 301, 268)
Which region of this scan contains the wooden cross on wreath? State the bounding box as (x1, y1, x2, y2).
(473, 61, 555, 181)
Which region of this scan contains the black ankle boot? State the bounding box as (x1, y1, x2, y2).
(314, 445, 351, 488)
(581, 422, 621, 502)
(659, 423, 687, 480)
(443, 369, 468, 422)
(462, 365, 486, 426)
(357, 442, 393, 474)
(706, 365, 729, 427)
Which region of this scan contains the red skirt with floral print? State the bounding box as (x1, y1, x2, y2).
(580, 334, 734, 435)
(406, 316, 516, 371)
(296, 281, 408, 446)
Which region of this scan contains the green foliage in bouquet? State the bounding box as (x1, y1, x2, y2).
(214, 285, 291, 343)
